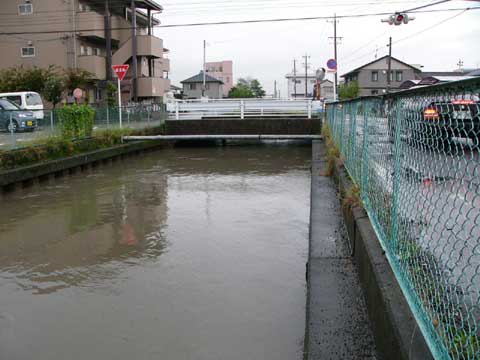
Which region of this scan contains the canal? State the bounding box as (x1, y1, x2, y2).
(0, 143, 311, 360)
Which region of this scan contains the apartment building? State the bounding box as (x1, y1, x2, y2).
(0, 0, 171, 103)
(205, 60, 233, 97)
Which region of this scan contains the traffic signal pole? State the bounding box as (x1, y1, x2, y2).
(333, 13, 338, 101)
(387, 37, 392, 94)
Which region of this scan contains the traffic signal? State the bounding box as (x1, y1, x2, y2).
(381, 13, 415, 26)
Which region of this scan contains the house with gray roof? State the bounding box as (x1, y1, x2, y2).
(181, 71, 224, 99)
(342, 55, 422, 96)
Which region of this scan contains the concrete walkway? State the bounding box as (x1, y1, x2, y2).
(305, 140, 377, 359)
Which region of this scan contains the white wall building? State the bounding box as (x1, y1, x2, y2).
(285, 70, 335, 101)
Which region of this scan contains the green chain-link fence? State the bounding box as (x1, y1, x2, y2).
(326, 77, 480, 360)
(0, 104, 167, 150)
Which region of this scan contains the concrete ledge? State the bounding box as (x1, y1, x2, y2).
(165, 118, 322, 135)
(333, 161, 433, 360)
(0, 141, 173, 190)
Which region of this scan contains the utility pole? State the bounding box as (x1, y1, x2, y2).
(202, 40, 206, 97)
(302, 54, 310, 98)
(105, 0, 112, 80)
(387, 36, 392, 94)
(293, 58, 297, 99)
(274, 80, 277, 98)
(328, 14, 342, 101)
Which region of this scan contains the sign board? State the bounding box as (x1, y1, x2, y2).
(316, 68, 326, 81)
(327, 59, 337, 72)
(112, 64, 130, 81)
(73, 88, 83, 99)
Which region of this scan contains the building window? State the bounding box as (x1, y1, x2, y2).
(86, 46, 92, 56)
(389, 71, 394, 82)
(205, 84, 210, 90)
(371, 71, 378, 82)
(21, 47, 35, 57)
(310, 80, 316, 84)
(189, 83, 196, 90)
(18, 3, 33, 15)
(295, 80, 301, 84)
(79, 3, 90, 12)
(95, 88, 102, 101)
(94, 48, 101, 56)
(219, 66, 223, 72)
(396, 71, 403, 82)
(80, 46, 86, 56)
(371, 90, 379, 95)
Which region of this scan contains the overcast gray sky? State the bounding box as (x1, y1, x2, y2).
(154, 0, 480, 95)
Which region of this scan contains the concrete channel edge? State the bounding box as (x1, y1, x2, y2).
(332, 160, 434, 360)
(0, 141, 174, 191)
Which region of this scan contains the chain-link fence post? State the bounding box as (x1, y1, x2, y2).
(9, 112, 16, 149)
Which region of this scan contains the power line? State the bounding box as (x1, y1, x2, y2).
(0, 6, 477, 36)
(341, 8, 471, 73)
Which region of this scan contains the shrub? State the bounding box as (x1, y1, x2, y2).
(57, 104, 95, 139)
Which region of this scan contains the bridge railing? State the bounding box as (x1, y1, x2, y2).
(168, 98, 323, 120)
(326, 77, 480, 360)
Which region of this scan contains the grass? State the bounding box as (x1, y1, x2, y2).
(0, 125, 165, 171)
(321, 124, 341, 177)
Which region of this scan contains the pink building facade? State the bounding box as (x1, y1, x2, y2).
(205, 60, 233, 97)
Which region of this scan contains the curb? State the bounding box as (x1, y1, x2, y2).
(0, 141, 174, 192)
(332, 160, 433, 360)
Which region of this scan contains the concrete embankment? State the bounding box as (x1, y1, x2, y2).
(305, 140, 377, 359)
(305, 139, 433, 360)
(332, 159, 433, 360)
(0, 141, 173, 192)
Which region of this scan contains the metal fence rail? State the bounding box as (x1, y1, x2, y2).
(168, 98, 323, 120)
(0, 105, 167, 150)
(326, 78, 480, 360)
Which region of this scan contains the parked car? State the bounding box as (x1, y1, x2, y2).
(405, 97, 480, 148)
(0, 99, 37, 132)
(0, 91, 44, 120)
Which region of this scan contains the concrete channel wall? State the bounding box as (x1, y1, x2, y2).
(0, 141, 174, 192)
(331, 158, 434, 360)
(165, 118, 322, 135)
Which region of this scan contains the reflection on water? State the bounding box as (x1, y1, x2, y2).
(0, 144, 311, 360)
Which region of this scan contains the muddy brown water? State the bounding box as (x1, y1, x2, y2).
(0, 143, 311, 360)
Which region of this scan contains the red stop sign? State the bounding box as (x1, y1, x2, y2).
(112, 64, 130, 81)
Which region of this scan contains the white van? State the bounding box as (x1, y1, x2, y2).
(0, 92, 44, 120)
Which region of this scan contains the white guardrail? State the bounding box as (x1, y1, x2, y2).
(167, 98, 324, 120)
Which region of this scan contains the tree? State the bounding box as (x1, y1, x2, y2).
(0, 66, 56, 94)
(228, 84, 254, 98)
(250, 79, 266, 98)
(105, 81, 117, 107)
(64, 68, 95, 93)
(338, 81, 360, 100)
(228, 78, 265, 98)
(43, 75, 64, 108)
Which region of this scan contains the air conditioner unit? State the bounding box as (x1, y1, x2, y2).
(27, 41, 33, 46)
(25, 0, 31, 3)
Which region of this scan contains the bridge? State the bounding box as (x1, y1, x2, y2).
(139, 98, 323, 138)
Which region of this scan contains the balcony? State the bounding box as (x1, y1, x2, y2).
(154, 57, 170, 73)
(78, 55, 106, 80)
(137, 35, 163, 58)
(137, 77, 170, 98)
(77, 12, 105, 41)
(112, 35, 163, 65)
